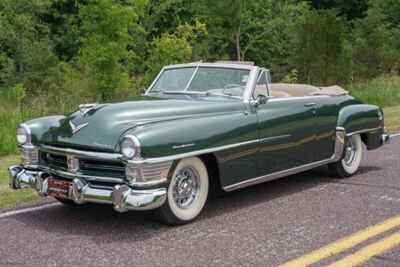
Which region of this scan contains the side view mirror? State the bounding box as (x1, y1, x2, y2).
(250, 94, 268, 107)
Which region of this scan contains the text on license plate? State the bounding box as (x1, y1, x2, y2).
(47, 178, 72, 199)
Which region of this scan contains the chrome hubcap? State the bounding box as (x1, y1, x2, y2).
(344, 137, 356, 166)
(172, 167, 200, 209)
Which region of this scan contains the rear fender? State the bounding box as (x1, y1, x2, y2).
(337, 104, 384, 150)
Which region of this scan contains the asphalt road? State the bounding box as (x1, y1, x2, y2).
(1, 139, 399, 267)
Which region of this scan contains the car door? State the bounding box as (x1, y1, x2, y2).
(253, 71, 319, 175)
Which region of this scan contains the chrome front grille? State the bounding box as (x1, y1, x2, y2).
(40, 151, 125, 180)
(41, 153, 68, 169)
(38, 146, 173, 186)
(80, 158, 125, 178)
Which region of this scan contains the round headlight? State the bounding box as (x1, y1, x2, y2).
(17, 124, 31, 145)
(121, 136, 140, 159)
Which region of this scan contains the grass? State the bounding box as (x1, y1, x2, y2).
(0, 155, 38, 209)
(348, 75, 400, 108)
(384, 106, 400, 132)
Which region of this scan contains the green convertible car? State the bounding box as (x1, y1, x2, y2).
(9, 62, 390, 225)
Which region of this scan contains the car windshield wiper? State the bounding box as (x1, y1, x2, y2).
(162, 90, 206, 95)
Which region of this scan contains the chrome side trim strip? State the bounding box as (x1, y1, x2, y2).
(259, 134, 291, 144)
(128, 139, 260, 164)
(346, 127, 382, 136)
(223, 157, 334, 192)
(40, 139, 260, 165)
(40, 145, 122, 161)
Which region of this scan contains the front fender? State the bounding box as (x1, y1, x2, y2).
(24, 116, 66, 145)
(126, 111, 259, 159)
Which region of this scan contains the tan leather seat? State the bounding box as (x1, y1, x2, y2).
(254, 85, 290, 98)
(313, 85, 348, 96)
(270, 90, 290, 98)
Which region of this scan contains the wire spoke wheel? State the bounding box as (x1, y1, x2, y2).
(329, 134, 363, 178)
(158, 157, 209, 225)
(172, 167, 200, 209)
(343, 137, 357, 166)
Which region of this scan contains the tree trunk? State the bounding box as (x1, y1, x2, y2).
(236, 26, 241, 61)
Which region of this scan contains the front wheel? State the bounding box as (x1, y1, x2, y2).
(157, 157, 209, 225)
(329, 134, 363, 178)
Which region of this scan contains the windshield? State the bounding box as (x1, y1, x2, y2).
(151, 67, 196, 92)
(150, 67, 250, 98)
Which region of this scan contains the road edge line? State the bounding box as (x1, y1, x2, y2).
(0, 203, 61, 219)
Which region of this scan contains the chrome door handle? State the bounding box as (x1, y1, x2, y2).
(304, 102, 317, 107)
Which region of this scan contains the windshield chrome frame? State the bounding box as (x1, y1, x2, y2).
(145, 62, 260, 101)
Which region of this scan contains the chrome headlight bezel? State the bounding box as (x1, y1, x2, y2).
(17, 124, 31, 146)
(120, 135, 141, 160)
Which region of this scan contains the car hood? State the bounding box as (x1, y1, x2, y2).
(40, 96, 244, 151)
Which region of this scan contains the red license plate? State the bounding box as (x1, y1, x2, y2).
(47, 178, 72, 199)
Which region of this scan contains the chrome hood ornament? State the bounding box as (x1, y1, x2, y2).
(69, 121, 89, 134)
(79, 103, 98, 115)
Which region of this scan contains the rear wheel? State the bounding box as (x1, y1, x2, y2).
(157, 157, 209, 225)
(329, 134, 363, 178)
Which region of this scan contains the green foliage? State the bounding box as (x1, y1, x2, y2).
(0, 0, 59, 94)
(145, 21, 206, 81)
(351, 6, 399, 80)
(294, 9, 351, 85)
(0, 0, 399, 157)
(308, 0, 368, 20)
(281, 69, 299, 84)
(77, 0, 147, 100)
(348, 75, 400, 108)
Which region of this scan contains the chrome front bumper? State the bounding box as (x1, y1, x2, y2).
(8, 165, 167, 212)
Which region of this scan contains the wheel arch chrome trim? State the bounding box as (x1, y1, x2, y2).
(345, 127, 382, 136)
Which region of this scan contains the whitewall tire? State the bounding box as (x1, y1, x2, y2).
(157, 157, 209, 225)
(329, 134, 363, 178)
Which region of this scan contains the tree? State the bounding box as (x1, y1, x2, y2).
(145, 21, 206, 82)
(308, 0, 368, 20)
(77, 0, 147, 100)
(0, 0, 59, 94)
(293, 9, 350, 85)
(351, 6, 398, 79)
